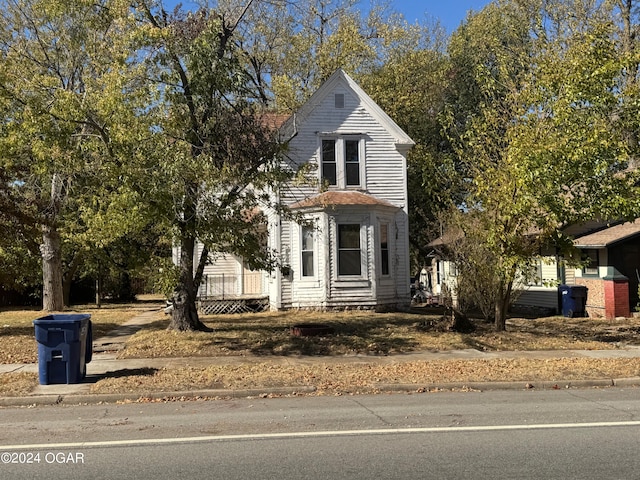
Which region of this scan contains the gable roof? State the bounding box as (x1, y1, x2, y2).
(290, 191, 399, 210)
(573, 220, 640, 248)
(280, 69, 414, 150)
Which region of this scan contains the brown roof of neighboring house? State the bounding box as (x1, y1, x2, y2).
(573, 219, 640, 248)
(261, 113, 290, 131)
(290, 191, 399, 210)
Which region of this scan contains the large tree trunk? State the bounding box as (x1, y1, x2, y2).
(62, 251, 83, 307)
(41, 224, 65, 311)
(168, 233, 212, 332)
(493, 279, 513, 332)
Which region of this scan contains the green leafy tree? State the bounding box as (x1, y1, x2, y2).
(130, 2, 292, 331)
(441, 0, 639, 331)
(233, 0, 430, 111)
(359, 33, 461, 272)
(0, 0, 162, 309)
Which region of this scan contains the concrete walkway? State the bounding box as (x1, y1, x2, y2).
(2, 306, 640, 406)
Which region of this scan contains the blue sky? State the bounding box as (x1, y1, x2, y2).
(166, 1, 492, 34)
(394, 1, 491, 32)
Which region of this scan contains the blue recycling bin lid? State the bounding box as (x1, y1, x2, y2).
(34, 314, 91, 343)
(33, 313, 91, 323)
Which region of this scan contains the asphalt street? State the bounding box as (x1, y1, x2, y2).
(1, 389, 640, 479)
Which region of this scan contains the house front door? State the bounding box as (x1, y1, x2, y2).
(243, 264, 262, 295)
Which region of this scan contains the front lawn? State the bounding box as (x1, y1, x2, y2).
(0, 304, 145, 364)
(117, 309, 640, 359)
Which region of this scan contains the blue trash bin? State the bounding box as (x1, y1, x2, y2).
(558, 285, 588, 318)
(33, 314, 92, 385)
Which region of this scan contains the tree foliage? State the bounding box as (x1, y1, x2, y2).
(0, 0, 174, 310)
(126, 2, 294, 331)
(439, 0, 640, 330)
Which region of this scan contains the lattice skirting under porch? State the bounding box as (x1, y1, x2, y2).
(198, 297, 270, 315)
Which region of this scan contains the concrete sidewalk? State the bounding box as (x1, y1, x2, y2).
(2, 306, 640, 406)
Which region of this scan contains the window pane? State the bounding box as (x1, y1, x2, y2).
(345, 140, 359, 163)
(345, 163, 359, 186)
(339, 224, 360, 248)
(322, 139, 335, 160)
(583, 250, 599, 275)
(339, 251, 361, 276)
(322, 163, 336, 185)
(338, 224, 361, 276)
(380, 224, 389, 276)
(321, 140, 336, 185)
(345, 140, 359, 186)
(302, 227, 314, 250)
(381, 251, 389, 276)
(302, 226, 314, 277)
(302, 252, 314, 277)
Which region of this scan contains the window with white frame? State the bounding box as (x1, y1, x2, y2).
(301, 225, 315, 277)
(583, 249, 599, 276)
(338, 223, 362, 276)
(320, 137, 363, 189)
(526, 258, 543, 286)
(379, 223, 389, 276)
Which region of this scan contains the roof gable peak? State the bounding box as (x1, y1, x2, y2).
(281, 69, 414, 148)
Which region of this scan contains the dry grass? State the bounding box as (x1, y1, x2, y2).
(0, 372, 39, 396)
(118, 309, 640, 360)
(4, 305, 640, 398)
(0, 304, 145, 364)
(89, 358, 640, 396)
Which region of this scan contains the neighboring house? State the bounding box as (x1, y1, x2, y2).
(192, 69, 414, 312)
(565, 220, 640, 318)
(429, 219, 640, 318)
(516, 220, 640, 318)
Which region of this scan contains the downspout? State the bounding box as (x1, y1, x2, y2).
(273, 199, 283, 310)
(324, 214, 332, 305)
(399, 144, 411, 304)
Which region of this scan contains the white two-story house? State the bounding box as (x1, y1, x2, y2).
(193, 69, 414, 312)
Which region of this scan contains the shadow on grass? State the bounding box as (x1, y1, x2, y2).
(0, 326, 36, 337)
(248, 333, 420, 356)
(197, 315, 424, 356)
(121, 310, 640, 358)
(84, 367, 159, 384)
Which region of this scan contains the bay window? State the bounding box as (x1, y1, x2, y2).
(338, 224, 361, 276)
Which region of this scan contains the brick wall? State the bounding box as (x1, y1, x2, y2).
(604, 280, 630, 319)
(575, 278, 605, 318)
(575, 277, 630, 318)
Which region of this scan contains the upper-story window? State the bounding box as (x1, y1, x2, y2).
(321, 137, 363, 189)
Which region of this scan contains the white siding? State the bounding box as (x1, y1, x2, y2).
(278, 74, 411, 310)
(180, 70, 412, 311)
(199, 253, 242, 297)
(282, 81, 407, 212)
